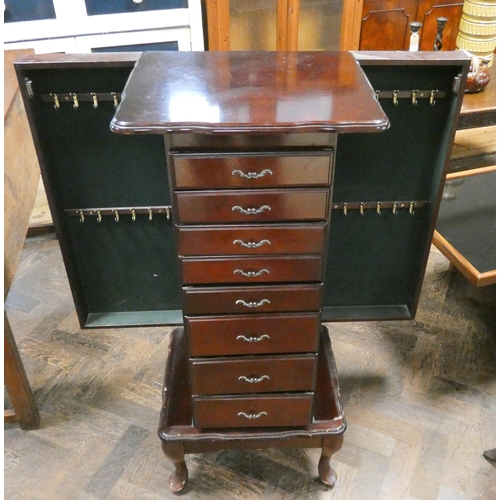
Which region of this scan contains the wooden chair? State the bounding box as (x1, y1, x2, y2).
(4, 49, 41, 430)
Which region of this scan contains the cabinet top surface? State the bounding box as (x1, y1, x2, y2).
(111, 51, 389, 134)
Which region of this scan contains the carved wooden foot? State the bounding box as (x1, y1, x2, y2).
(162, 441, 188, 493)
(318, 434, 344, 487)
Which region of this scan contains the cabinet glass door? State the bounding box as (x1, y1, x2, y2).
(229, 0, 278, 50)
(298, 0, 344, 50)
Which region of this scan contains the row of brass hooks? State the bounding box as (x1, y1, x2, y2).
(72, 206, 171, 223)
(342, 202, 417, 216)
(375, 89, 440, 106)
(49, 92, 120, 110)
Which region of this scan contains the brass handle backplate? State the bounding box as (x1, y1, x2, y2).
(235, 299, 270, 308)
(238, 375, 270, 384)
(238, 411, 268, 420)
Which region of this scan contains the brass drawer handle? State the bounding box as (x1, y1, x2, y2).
(238, 411, 268, 420)
(232, 205, 271, 215)
(238, 375, 270, 384)
(233, 239, 271, 249)
(235, 299, 270, 308)
(236, 334, 270, 343)
(232, 169, 273, 179)
(234, 269, 270, 278)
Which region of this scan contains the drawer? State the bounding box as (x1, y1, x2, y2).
(190, 354, 317, 395)
(171, 153, 332, 189)
(180, 255, 323, 285)
(193, 393, 314, 428)
(186, 313, 321, 357)
(176, 223, 327, 256)
(174, 189, 330, 224)
(182, 284, 322, 315)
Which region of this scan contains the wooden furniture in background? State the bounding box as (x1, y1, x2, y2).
(358, 0, 464, 51)
(205, 0, 354, 50)
(204, 0, 464, 51)
(433, 63, 496, 287)
(4, 49, 41, 430)
(434, 166, 496, 286)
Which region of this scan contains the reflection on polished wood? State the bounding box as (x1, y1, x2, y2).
(111, 51, 389, 135)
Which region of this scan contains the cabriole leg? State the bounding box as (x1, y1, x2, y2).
(161, 441, 188, 493)
(318, 434, 344, 487)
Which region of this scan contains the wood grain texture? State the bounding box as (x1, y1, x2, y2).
(5, 235, 495, 499)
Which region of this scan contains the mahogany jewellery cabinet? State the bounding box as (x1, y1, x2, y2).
(15, 50, 469, 492)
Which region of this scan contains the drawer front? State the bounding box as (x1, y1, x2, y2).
(190, 354, 317, 395)
(186, 313, 321, 357)
(193, 393, 314, 428)
(182, 284, 322, 315)
(176, 224, 327, 256)
(174, 189, 330, 224)
(180, 255, 323, 285)
(171, 153, 332, 189)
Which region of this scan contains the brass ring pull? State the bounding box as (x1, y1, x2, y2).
(343, 203, 348, 216)
(409, 202, 415, 215)
(233, 239, 271, 249)
(360, 202, 364, 215)
(148, 208, 153, 221)
(376, 202, 381, 215)
(412, 90, 418, 106)
(236, 334, 270, 343)
(393, 202, 398, 215)
(232, 205, 271, 215)
(96, 209, 102, 223)
(130, 208, 136, 221)
(234, 269, 270, 278)
(238, 411, 268, 420)
(112, 92, 119, 108)
(91, 92, 98, 109)
(114, 209, 119, 222)
(72, 93, 79, 110)
(232, 169, 273, 179)
(238, 375, 270, 384)
(235, 299, 270, 308)
(78, 210, 84, 223)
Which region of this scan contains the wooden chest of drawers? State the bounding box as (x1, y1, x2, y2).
(170, 147, 333, 428)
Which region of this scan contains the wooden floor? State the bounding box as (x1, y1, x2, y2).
(5, 234, 496, 500)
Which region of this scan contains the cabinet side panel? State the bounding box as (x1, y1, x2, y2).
(323, 62, 466, 320)
(18, 63, 181, 325)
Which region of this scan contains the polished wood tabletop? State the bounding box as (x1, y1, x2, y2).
(111, 51, 389, 135)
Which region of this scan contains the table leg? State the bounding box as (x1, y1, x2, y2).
(4, 312, 40, 430)
(162, 441, 188, 492)
(318, 434, 343, 486)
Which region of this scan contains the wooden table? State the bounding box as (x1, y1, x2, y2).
(4, 49, 40, 430)
(434, 166, 496, 286)
(433, 61, 496, 286)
